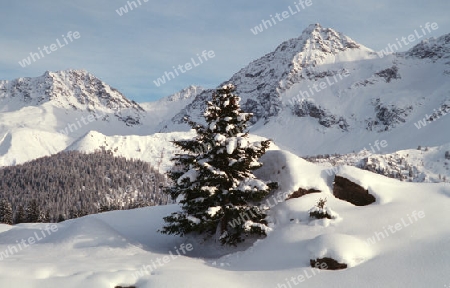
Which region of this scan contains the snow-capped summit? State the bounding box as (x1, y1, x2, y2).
(279, 23, 372, 85)
(163, 23, 373, 127)
(285, 23, 367, 68)
(0, 69, 144, 116)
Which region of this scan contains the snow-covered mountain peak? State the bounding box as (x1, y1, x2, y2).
(297, 23, 362, 54)
(0, 69, 143, 112)
(165, 24, 373, 126)
(277, 23, 372, 90)
(275, 23, 369, 68)
(0, 69, 144, 125)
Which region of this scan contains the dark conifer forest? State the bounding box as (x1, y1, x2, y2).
(0, 149, 169, 223)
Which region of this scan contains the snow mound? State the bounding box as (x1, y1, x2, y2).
(255, 149, 331, 195)
(50, 217, 134, 249)
(307, 233, 374, 267)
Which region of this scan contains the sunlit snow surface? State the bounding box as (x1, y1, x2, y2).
(0, 150, 449, 287)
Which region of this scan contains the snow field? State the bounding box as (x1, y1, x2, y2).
(0, 147, 448, 287)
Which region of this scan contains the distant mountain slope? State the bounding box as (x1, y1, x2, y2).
(305, 143, 450, 183)
(140, 85, 204, 130)
(66, 130, 275, 173)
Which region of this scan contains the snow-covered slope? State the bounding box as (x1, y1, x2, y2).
(161, 24, 450, 156)
(140, 85, 204, 130)
(0, 149, 448, 287)
(65, 130, 274, 173)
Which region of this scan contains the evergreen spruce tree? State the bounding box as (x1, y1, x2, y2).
(0, 199, 13, 225)
(98, 204, 110, 213)
(68, 208, 78, 219)
(14, 205, 26, 224)
(25, 199, 40, 223)
(38, 209, 51, 223)
(160, 84, 274, 245)
(0, 199, 6, 223)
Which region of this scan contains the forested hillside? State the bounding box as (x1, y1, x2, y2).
(0, 149, 169, 223)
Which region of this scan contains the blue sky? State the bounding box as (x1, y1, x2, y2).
(1, 0, 449, 102)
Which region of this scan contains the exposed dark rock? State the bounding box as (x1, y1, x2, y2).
(286, 188, 321, 200)
(310, 257, 347, 270)
(374, 66, 401, 83)
(333, 176, 375, 206)
(118, 115, 141, 126)
(292, 100, 349, 131)
(366, 98, 413, 131)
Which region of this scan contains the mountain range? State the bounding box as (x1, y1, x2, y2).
(1, 23, 449, 183)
